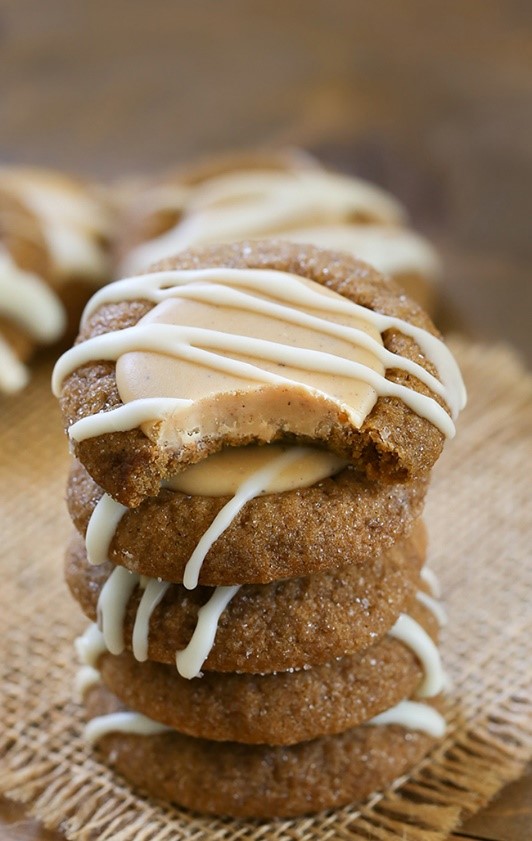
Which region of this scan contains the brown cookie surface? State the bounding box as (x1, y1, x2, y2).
(85, 683, 439, 818)
(66, 522, 425, 673)
(68, 458, 428, 584)
(96, 595, 437, 745)
(58, 241, 450, 507)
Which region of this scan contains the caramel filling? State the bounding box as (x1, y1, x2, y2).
(164, 444, 347, 497)
(115, 272, 385, 447)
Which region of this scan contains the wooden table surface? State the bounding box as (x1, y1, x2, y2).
(0, 1, 530, 838)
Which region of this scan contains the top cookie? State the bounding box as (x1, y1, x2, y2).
(53, 241, 464, 506)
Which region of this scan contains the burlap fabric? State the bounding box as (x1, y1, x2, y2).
(0, 337, 530, 840)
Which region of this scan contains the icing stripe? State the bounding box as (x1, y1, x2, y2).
(0, 248, 66, 342)
(182, 447, 312, 589)
(75, 623, 107, 667)
(52, 323, 455, 437)
(85, 711, 171, 746)
(0, 333, 29, 393)
(68, 397, 192, 442)
(97, 567, 140, 655)
(420, 567, 442, 599)
(75, 666, 101, 699)
(369, 700, 446, 737)
(86, 494, 128, 566)
(175, 585, 241, 679)
(132, 579, 171, 662)
(389, 614, 444, 698)
(416, 590, 447, 627)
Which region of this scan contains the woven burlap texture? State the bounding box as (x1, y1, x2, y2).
(0, 337, 530, 841)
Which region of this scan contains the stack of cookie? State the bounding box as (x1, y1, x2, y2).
(116, 149, 440, 314)
(53, 241, 464, 817)
(0, 166, 116, 393)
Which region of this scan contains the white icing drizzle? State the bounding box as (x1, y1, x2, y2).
(84, 711, 171, 746)
(53, 271, 463, 441)
(369, 700, 446, 738)
(132, 579, 170, 662)
(105, 277, 447, 400)
(389, 613, 444, 698)
(0, 248, 66, 341)
(0, 245, 67, 394)
(55, 322, 454, 436)
(284, 224, 440, 279)
(182, 447, 311, 589)
(416, 590, 447, 627)
(122, 168, 406, 274)
(0, 332, 29, 393)
(75, 623, 107, 667)
(79, 267, 464, 417)
(85, 447, 314, 679)
(97, 566, 140, 655)
(86, 494, 128, 566)
(68, 397, 192, 442)
(75, 665, 101, 699)
(175, 585, 241, 679)
(420, 567, 442, 599)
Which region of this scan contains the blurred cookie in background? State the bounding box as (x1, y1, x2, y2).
(116, 149, 440, 315)
(0, 167, 116, 394)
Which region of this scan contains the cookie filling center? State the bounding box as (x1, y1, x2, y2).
(164, 443, 348, 497)
(114, 271, 386, 443)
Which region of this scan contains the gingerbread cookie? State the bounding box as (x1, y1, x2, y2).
(94, 593, 437, 745)
(54, 241, 464, 506)
(115, 148, 440, 314)
(0, 166, 116, 393)
(66, 521, 426, 673)
(68, 457, 428, 584)
(84, 682, 442, 818)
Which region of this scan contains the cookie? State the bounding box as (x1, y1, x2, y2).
(0, 188, 58, 392)
(115, 149, 440, 315)
(84, 682, 440, 818)
(54, 241, 463, 506)
(0, 167, 116, 393)
(94, 594, 437, 745)
(68, 458, 428, 584)
(114, 147, 319, 269)
(65, 522, 426, 673)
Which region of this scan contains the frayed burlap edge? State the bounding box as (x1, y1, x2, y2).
(0, 697, 530, 841)
(0, 336, 531, 841)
